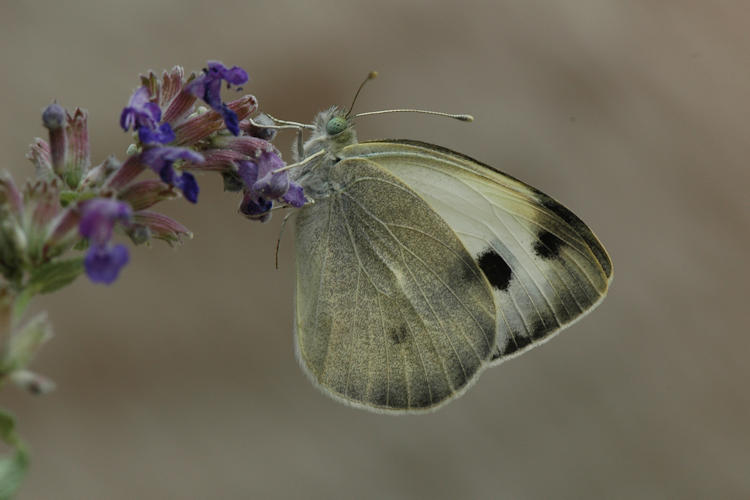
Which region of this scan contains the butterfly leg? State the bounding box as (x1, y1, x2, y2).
(275, 210, 295, 270)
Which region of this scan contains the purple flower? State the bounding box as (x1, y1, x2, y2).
(78, 199, 132, 284)
(159, 167, 199, 204)
(120, 86, 178, 148)
(219, 104, 240, 136)
(282, 183, 306, 207)
(79, 199, 132, 245)
(236, 151, 305, 220)
(84, 244, 130, 284)
(186, 61, 249, 136)
(138, 122, 175, 145)
(140, 147, 203, 203)
(120, 87, 161, 132)
(239, 194, 273, 219)
(253, 160, 289, 199)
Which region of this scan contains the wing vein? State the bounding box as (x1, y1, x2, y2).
(343, 265, 362, 399)
(311, 200, 335, 378)
(376, 293, 390, 406)
(340, 198, 456, 391)
(344, 190, 491, 357)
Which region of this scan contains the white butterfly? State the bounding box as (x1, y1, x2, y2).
(274, 82, 612, 413)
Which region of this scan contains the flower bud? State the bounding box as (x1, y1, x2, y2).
(10, 370, 56, 395)
(42, 103, 67, 177)
(126, 224, 151, 245)
(132, 210, 192, 245)
(241, 113, 277, 141)
(118, 180, 177, 211)
(42, 103, 66, 130)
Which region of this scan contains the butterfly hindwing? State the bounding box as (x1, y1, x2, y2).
(294, 157, 497, 412)
(338, 140, 613, 363)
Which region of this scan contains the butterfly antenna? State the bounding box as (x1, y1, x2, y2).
(352, 108, 474, 122)
(345, 71, 379, 119)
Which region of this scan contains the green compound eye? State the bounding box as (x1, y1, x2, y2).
(326, 116, 348, 135)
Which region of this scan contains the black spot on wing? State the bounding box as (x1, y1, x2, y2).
(476, 249, 512, 291)
(540, 197, 612, 277)
(534, 230, 563, 259)
(388, 325, 408, 345)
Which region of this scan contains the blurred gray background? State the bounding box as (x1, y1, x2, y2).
(1, 1, 748, 498)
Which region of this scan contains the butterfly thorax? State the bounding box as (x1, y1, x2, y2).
(291, 107, 359, 200)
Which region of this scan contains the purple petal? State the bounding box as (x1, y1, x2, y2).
(184, 78, 207, 102)
(158, 163, 177, 185)
(79, 199, 132, 246)
(256, 151, 285, 178)
(140, 146, 204, 172)
(138, 122, 175, 145)
(140, 147, 201, 203)
(185, 62, 249, 135)
(84, 244, 129, 284)
(237, 160, 259, 187)
(219, 104, 240, 136)
(224, 67, 249, 85)
(120, 87, 161, 131)
(142, 102, 162, 123)
(120, 108, 135, 132)
(176, 171, 199, 203)
(205, 78, 224, 109)
(207, 61, 249, 85)
(282, 183, 306, 207)
(240, 193, 272, 218)
(186, 76, 222, 109)
(236, 151, 302, 211)
(253, 171, 289, 199)
(128, 86, 151, 108)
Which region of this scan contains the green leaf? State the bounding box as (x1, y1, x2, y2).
(0, 448, 28, 500)
(58, 191, 79, 206)
(1, 313, 52, 374)
(27, 257, 84, 295)
(0, 411, 17, 447)
(59, 190, 95, 207)
(9, 291, 32, 330)
(0, 411, 28, 500)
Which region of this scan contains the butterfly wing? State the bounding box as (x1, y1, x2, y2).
(294, 157, 497, 412)
(339, 140, 613, 363)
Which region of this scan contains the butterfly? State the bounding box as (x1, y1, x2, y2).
(274, 75, 612, 413)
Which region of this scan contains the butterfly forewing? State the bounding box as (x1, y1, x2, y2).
(294, 158, 497, 412)
(338, 140, 613, 362)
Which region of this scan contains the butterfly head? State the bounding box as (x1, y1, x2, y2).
(304, 107, 358, 157)
(326, 115, 348, 136)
